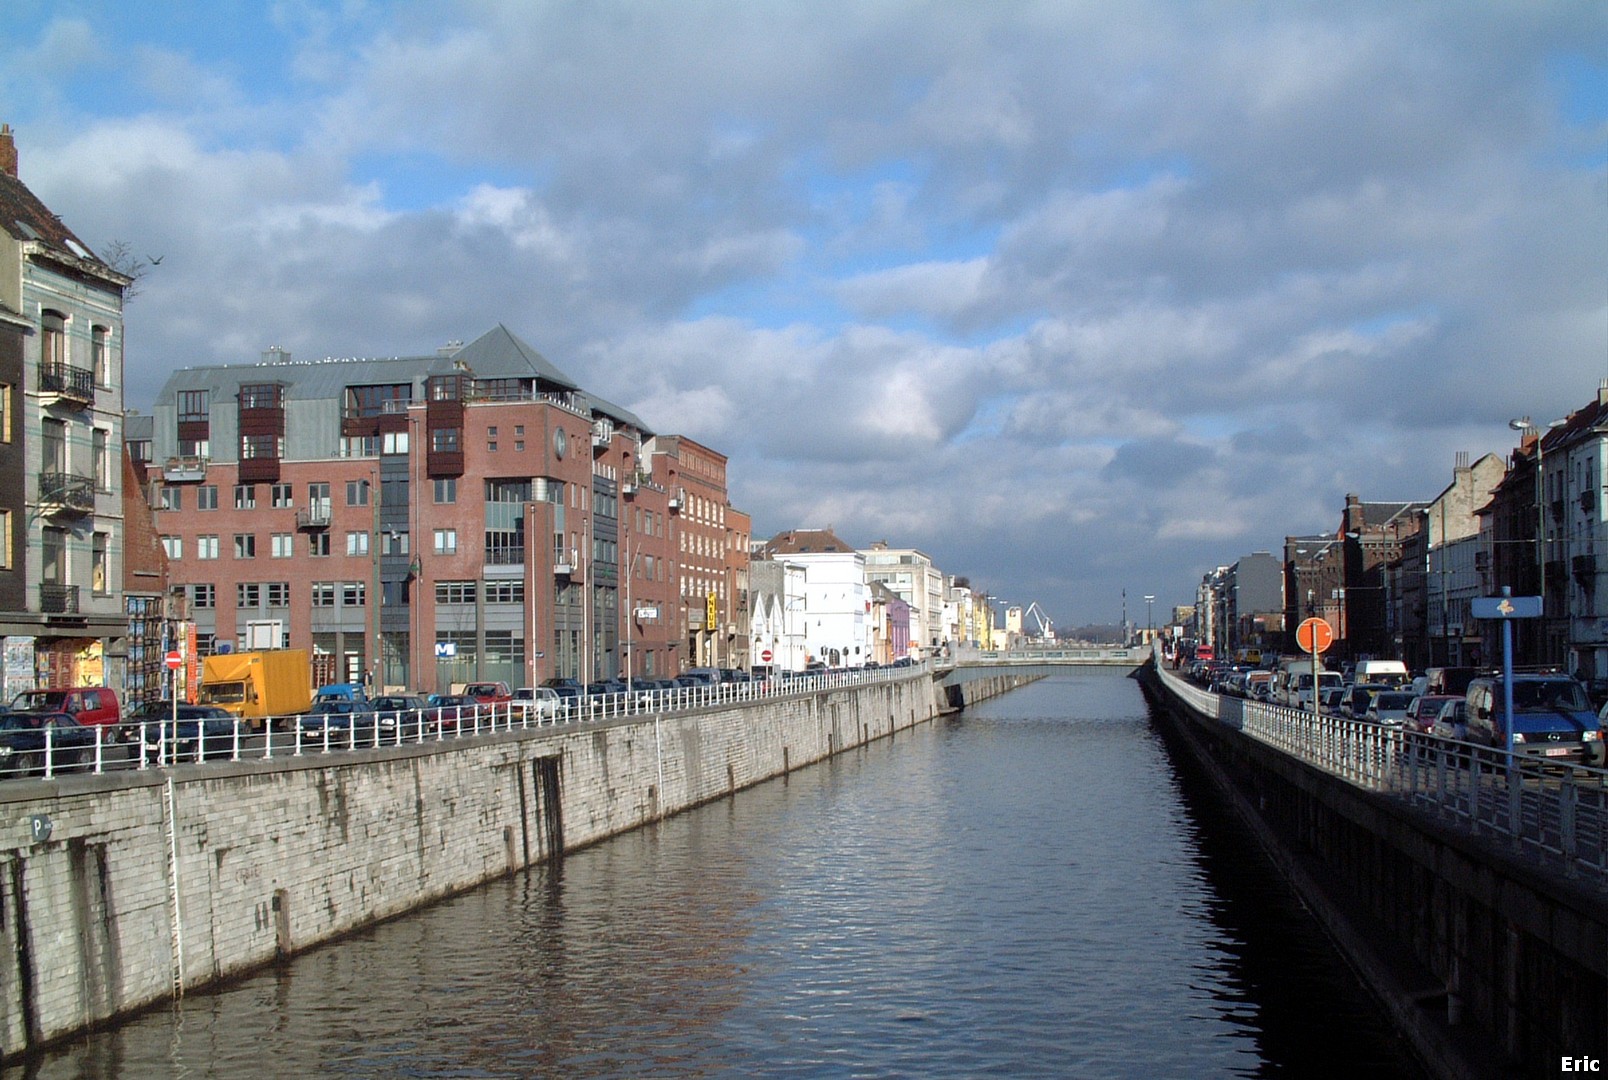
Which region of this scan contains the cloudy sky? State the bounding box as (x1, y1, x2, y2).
(6, 1, 1606, 630)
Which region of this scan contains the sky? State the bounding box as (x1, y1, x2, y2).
(5, 1, 1607, 631)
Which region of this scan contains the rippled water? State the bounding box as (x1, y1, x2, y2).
(15, 671, 1424, 1078)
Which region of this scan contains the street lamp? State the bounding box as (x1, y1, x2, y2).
(1509, 415, 1567, 662)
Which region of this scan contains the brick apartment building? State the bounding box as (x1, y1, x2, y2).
(143, 325, 743, 692)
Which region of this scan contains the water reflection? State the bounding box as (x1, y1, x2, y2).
(11, 670, 1421, 1078)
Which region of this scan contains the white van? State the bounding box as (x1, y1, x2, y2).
(1353, 660, 1409, 687)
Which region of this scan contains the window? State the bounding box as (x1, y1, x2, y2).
(93, 429, 110, 490)
(344, 383, 410, 418)
(234, 533, 256, 559)
(238, 383, 280, 410)
(342, 582, 366, 607)
(241, 433, 280, 460)
(311, 582, 336, 607)
(431, 428, 459, 453)
(160, 487, 182, 511)
(236, 583, 261, 608)
(383, 531, 409, 556)
(177, 389, 208, 423)
(271, 533, 294, 558)
(266, 582, 290, 607)
(308, 482, 331, 519)
(347, 479, 370, 506)
(434, 529, 457, 555)
(308, 532, 330, 557)
(41, 310, 65, 369)
(191, 583, 215, 609)
(485, 580, 524, 604)
(197, 535, 219, 560)
(271, 483, 293, 508)
(435, 581, 475, 605)
(346, 531, 369, 556)
(161, 536, 182, 560)
(197, 485, 218, 510)
(382, 430, 409, 455)
(434, 478, 456, 504)
(0, 384, 11, 442)
(488, 426, 498, 452)
(92, 326, 110, 386)
(0, 509, 10, 568)
(234, 485, 257, 509)
(178, 437, 209, 458)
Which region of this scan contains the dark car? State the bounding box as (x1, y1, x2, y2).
(427, 693, 483, 733)
(296, 700, 393, 746)
(1465, 675, 1605, 766)
(134, 703, 239, 763)
(368, 695, 433, 739)
(0, 712, 98, 775)
(1404, 694, 1460, 734)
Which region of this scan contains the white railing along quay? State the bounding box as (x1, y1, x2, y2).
(1155, 663, 1608, 882)
(0, 662, 934, 783)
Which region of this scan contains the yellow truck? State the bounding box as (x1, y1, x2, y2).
(198, 649, 313, 729)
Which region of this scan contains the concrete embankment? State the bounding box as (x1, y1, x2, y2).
(0, 670, 1036, 1059)
(1140, 661, 1606, 1080)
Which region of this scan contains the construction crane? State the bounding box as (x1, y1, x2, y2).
(1023, 602, 1054, 643)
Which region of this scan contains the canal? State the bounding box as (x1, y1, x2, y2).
(13, 670, 1424, 1078)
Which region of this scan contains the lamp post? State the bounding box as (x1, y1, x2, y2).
(1144, 595, 1155, 643)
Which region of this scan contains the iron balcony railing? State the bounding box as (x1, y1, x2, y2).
(39, 361, 94, 403)
(40, 583, 80, 615)
(39, 471, 95, 513)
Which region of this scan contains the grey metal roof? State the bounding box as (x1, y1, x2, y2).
(450, 324, 578, 390)
(577, 389, 652, 435)
(124, 412, 153, 441)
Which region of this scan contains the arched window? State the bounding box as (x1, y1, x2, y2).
(41, 309, 66, 369)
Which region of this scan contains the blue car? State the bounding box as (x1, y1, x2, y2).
(0, 712, 98, 775)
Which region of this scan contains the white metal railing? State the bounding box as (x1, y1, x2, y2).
(1156, 663, 1608, 879)
(0, 662, 933, 784)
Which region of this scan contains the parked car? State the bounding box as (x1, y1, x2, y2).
(1365, 691, 1415, 727)
(297, 700, 392, 746)
(1432, 699, 1469, 742)
(1319, 687, 1348, 715)
(1466, 674, 1605, 766)
(1405, 695, 1461, 734)
(0, 712, 98, 774)
(132, 703, 239, 762)
(368, 694, 433, 739)
(1344, 684, 1391, 720)
(10, 687, 122, 732)
(511, 687, 562, 720)
(427, 693, 483, 733)
(462, 681, 513, 704)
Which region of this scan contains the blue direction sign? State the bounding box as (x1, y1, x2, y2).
(1471, 595, 1542, 620)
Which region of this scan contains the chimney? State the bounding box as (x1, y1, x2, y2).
(1599, 378, 1607, 408)
(0, 124, 16, 179)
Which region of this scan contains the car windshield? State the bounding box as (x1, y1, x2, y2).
(200, 683, 246, 704)
(12, 692, 65, 710)
(1376, 693, 1414, 710)
(1510, 680, 1589, 713)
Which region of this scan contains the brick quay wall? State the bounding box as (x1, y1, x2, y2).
(0, 670, 1036, 1059)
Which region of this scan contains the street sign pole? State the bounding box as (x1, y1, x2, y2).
(1501, 587, 1516, 765)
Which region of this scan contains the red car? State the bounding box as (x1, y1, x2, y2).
(1406, 694, 1460, 734)
(461, 681, 512, 704)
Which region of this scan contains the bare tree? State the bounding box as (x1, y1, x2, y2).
(100, 239, 160, 301)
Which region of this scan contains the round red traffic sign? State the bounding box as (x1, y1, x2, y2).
(164, 650, 183, 670)
(760, 649, 774, 663)
(1296, 617, 1334, 655)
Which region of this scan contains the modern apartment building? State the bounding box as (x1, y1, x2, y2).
(861, 541, 944, 657)
(0, 125, 131, 691)
(145, 325, 724, 692)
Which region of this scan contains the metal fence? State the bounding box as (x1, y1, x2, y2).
(0, 663, 932, 784)
(1155, 664, 1608, 881)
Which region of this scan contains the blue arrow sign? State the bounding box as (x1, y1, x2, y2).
(1471, 595, 1542, 620)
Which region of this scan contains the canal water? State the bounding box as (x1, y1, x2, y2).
(15, 670, 1425, 1078)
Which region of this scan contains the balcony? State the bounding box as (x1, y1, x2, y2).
(485, 543, 526, 567)
(38, 471, 95, 514)
(668, 487, 684, 512)
(39, 362, 94, 406)
(296, 506, 332, 530)
(162, 456, 209, 483)
(40, 584, 79, 616)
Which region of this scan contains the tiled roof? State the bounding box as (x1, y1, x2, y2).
(0, 169, 124, 283)
(762, 528, 855, 555)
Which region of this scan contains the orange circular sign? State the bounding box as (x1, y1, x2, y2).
(1296, 617, 1334, 655)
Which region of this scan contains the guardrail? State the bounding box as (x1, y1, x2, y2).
(0, 662, 933, 783)
(1155, 663, 1608, 880)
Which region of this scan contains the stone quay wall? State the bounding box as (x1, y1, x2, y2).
(0, 669, 1035, 1059)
